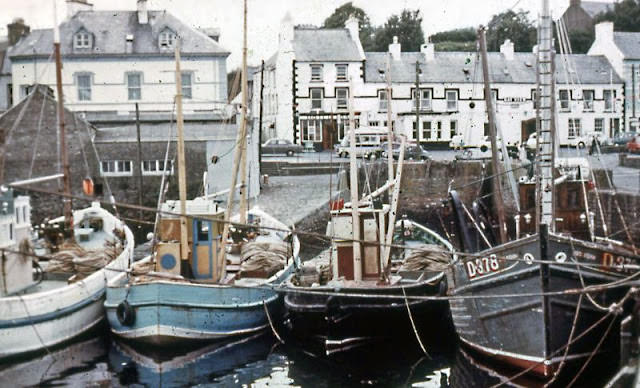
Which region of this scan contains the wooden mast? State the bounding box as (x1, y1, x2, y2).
(53, 0, 73, 232)
(385, 54, 394, 185)
(174, 39, 189, 262)
(238, 0, 249, 224)
(347, 77, 362, 281)
(218, 0, 249, 282)
(478, 26, 508, 244)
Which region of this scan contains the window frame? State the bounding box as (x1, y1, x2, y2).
(310, 64, 323, 82)
(159, 30, 176, 50)
(446, 90, 458, 111)
(181, 72, 193, 99)
(300, 118, 322, 142)
(100, 160, 133, 176)
(127, 72, 142, 101)
(335, 64, 347, 82)
(310, 88, 323, 110)
(142, 160, 174, 176)
(450, 120, 457, 139)
(568, 118, 581, 138)
(582, 89, 594, 112)
(559, 89, 570, 111)
(336, 87, 348, 110)
(74, 32, 91, 49)
(378, 90, 388, 112)
(422, 121, 432, 141)
(594, 118, 604, 133)
(76, 73, 92, 101)
(603, 89, 614, 112)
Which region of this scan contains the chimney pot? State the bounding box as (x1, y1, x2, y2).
(7, 18, 30, 45)
(137, 0, 148, 24)
(500, 39, 514, 60)
(389, 36, 401, 61)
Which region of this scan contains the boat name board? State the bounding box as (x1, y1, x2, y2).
(464, 253, 519, 280)
(572, 249, 636, 274)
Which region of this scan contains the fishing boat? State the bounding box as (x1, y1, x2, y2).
(0, 6, 134, 360)
(282, 59, 454, 355)
(446, 0, 640, 378)
(105, 1, 298, 345)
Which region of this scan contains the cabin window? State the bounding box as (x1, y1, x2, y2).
(583, 90, 594, 111)
(196, 220, 209, 241)
(181, 72, 193, 99)
(74, 32, 91, 49)
(446, 90, 458, 111)
(310, 64, 323, 82)
(100, 160, 132, 176)
(76, 74, 92, 101)
(604, 89, 614, 112)
(335, 64, 347, 81)
(594, 118, 604, 133)
(568, 118, 581, 138)
(310, 88, 323, 110)
(559, 89, 570, 111)
(127, 72, 142, 100)
(300, 119, 322, 142)
(378, 90, 388, 112)
(336, 87, 348, 110)
(142, 160, 173, 175)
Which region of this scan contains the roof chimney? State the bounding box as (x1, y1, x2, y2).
(7, 18, 30, 45)
(389, 36, 401, 61)
(594, 21, 614, 45)
(345, 15, 365, 60)
(500, 39, 514, 60)
(66, 0, 93, 20)
(137, 0, 148, 24)
(570, 0, 581, 6)
(421, 42, 434, 62)
(279, 12, 294, 49)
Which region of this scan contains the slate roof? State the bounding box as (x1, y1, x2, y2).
(581, 1, 613, 18)
(10, 10, 229, 59)
(292, 27, 362, 62)
(614, 31, 640, 59)
(364, 52, 623, 84)
(93, 122, 237, 143)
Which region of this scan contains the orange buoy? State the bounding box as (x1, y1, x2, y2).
(82, 177, 94, 196)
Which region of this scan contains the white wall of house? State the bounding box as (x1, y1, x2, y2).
(11, 56, 227, 114)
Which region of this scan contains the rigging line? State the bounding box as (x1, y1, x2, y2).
(0, 89, 36, 184)
(81, 119, 119, 218)
(72, 113, 92, 177)
(28, 92, 48, 179)
(451, 161, 537, 191)
(402, 286, 430, 357)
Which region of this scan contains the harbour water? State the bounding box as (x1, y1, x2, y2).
(0, 325, 619, 387)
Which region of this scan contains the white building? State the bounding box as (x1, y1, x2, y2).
(254, 17, 624, 149)
(588, 22, 640, 132)
(8, 0, 229, 118)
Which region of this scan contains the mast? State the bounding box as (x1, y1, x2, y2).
(218, 0, 249, 281)
(385, 54, 394, 185)
(536, 0, 555, 231)
(348, 78, 362, 281)
(238, 0, 249, 224)
(53, 0, 73, 233)
(174, 40, 189, 262)
(478, 26, 507, 244)
(415, 60, 420, 147)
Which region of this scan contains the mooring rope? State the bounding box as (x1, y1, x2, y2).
(263, 300, 284, 344)
(402, 286, 429, 357)
(543, 293, 583, 387)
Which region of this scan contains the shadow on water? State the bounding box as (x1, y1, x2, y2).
(0, 328, 622, 387)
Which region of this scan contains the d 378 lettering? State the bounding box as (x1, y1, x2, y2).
(465, 255, 501, 279)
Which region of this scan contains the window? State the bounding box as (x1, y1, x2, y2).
(413, 89, 432, 111)
(484, 122, 490, 137)
(159, 30, 176, 49)
(311, 64, 323, 82)
(436, 121, 442, 139)
(450, 120, 457, 138)
(337, 117, 349, 141)
(379, 90, 388, 111)
(594, 118, 604, 133)
(300, 119, 322, 142)
(181, 72, 192, 99)
(76, 74, 91, 101)
(335, 64, 347, 81)
(19, 85, 33, 99)
(412, 121, 418, 140)
(583, 90, 594, 111)
(532, 89, 538, 109)
(559, 89, 570, 111)
(604, 90, 614, 112)
(446, 90, 458, 111)
(74, 32, 91, 49)
(142, 160, 174, 175)
(100, 160, 132, 176)
(310, 88, 323, 110)
(568, 118, 581, 138)
(127, 73, 142, 100)
(422, 121, 432, 140)
(336, 88, 348, 110)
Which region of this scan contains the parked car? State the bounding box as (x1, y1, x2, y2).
(381, 142, 430, 161)
(336, 128, 386, 159)
(627, 135, 640, 153)
(261, 138, 304, 156)
(613, 132, 637, 146)
(449, 134, 465, 149)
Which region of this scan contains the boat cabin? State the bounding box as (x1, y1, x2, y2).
(156, 199, 224, 282)
(327, 204, 390, 281)
(0, 188, 32, 296)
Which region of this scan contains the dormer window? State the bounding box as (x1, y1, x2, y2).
(159, 29, 176, 50)
(74, 31, 92, 50)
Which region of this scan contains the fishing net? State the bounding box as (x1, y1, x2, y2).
(238, 241, 290, 279)
(399, 244, 451, 272)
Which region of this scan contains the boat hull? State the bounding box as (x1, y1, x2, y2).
(0, 206, 134, 360)
(447, 232, 637, 377)
(284, 274, 450, 354)
(105, 265, 293, 345)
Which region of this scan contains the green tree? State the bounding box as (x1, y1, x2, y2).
(486, 10, 536, 52)
(373, 9, 425, 52)
(323, 2, 376, 51)
(595, 0, 640, 31)
(430, 27, 476, 44)
(567, 30, 595, 54)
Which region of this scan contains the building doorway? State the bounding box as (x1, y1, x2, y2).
(521, 118, 536, 143)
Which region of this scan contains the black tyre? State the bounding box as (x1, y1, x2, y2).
(116, 300, 135, 326)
